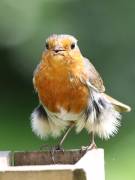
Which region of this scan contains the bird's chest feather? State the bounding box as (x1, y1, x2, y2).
(34, 62, 89, 113)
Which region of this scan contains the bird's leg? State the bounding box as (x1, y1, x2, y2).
(50, 124, 74, 164)
(87, 132, 97, 150)
(55, 123, 74, 150)
(40, 123, 74, 150)
(81, 132, 97, 152)
(40, 124, 74, 163)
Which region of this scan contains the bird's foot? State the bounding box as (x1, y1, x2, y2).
(52, 144, 64, 152)
(39, 144, 64, 164)
(81, 143, 97, 152)
(50, 145, 64, 164)
(87, 142, 97, 150)
(40, 144, 64, 151)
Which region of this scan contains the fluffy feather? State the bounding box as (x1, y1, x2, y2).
(31, 105, 70, 139)
(31, 108, 51, 139)
(85, 91, 121, 139)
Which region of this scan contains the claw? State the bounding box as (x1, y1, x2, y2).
(50, 145, 64, 164)
(53, 145, 64, 152)
(80, 143, 97, 153)
(87, 143, 97, 151)
(39, 144, 64, 164)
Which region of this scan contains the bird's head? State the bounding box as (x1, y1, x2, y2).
(42, 34, 83, 64)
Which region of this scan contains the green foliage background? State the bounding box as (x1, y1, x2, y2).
(0, 0, 134, 179)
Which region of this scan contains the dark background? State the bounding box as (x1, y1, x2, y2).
(0, 0, 134, 179)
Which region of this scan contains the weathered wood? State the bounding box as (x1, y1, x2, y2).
(14, 149, 86, 166)
(0, 169, 74, 180)
(0, 149, 105, 180)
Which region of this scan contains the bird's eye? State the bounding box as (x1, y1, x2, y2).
(45, 42, 49, 49)
(71, 43, 75, 49)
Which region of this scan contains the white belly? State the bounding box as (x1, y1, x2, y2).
(45, 106, 86, 135)
(45, 107, 84, 121)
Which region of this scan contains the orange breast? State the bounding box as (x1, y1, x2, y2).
(34, 54, 89, 113)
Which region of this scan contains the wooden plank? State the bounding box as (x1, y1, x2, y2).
(14, 149, 86, 166)
(0, 169, 74, 180)
(0, 149, 105, 180)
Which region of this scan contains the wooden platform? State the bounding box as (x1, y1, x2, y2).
(0, 149, 105, 180)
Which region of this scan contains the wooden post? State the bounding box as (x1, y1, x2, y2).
(0, 149, 105, 180)
(0, 151, 12, 167)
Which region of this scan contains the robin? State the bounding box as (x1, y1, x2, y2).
(31, 34, 131, 150)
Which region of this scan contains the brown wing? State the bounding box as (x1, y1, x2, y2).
(83, 57, 105, 92)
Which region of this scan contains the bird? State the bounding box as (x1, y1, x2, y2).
(31, 34, 131, 150)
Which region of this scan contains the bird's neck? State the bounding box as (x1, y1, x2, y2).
(41, 51, 84, 78)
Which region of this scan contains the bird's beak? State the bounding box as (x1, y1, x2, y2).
(53, 45, 65, 53)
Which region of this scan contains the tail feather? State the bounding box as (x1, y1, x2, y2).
(102, 93, 131, 113)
